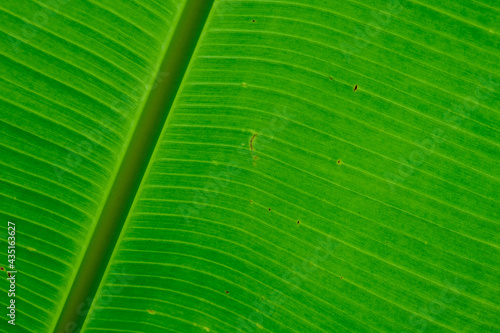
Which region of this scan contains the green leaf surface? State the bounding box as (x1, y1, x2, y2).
(0, 0, 499, 332)
(0, 0, 188, 331)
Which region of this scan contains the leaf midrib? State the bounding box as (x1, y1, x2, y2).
(53, 1, 215, 331)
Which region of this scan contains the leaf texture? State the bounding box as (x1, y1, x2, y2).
(0, 0, 499, 332)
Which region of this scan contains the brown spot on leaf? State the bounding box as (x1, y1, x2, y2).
(353, 85, 358, 92)
(147, 309, 156, 315)
(250, 134, 257, 151)
(252, 155, 260, 166)
(337, 159, 342, 165)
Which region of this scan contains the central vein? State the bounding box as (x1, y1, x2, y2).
(53, 1, 216, 331)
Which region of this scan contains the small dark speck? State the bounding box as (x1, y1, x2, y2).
(354, 85, 358, 92)
(0, 267, 4, 271)
(337, 159, 342, 165)
(340, 276, 343, 279)
(225, 291, 229, 294)
(268, 208, 271, 211)
(7, 272, 11, 277)
(297, 220, 300, 224)
(329, 76, 333, 80)
(252, 19, 256, 22)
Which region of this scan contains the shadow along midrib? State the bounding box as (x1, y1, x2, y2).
(53, 1, 216, 331)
